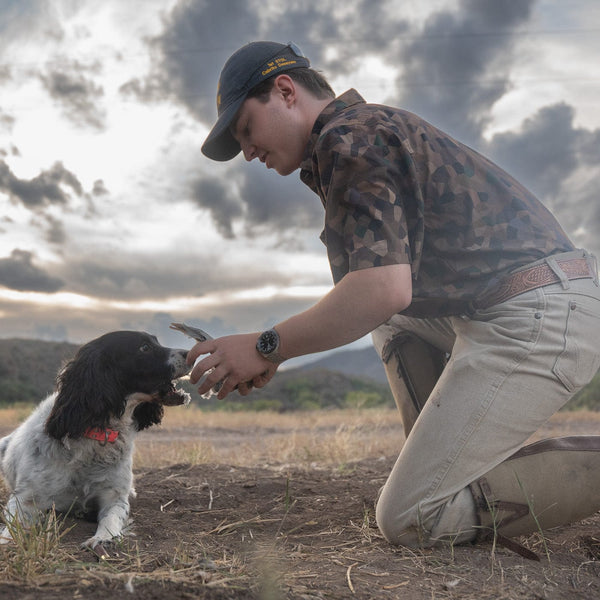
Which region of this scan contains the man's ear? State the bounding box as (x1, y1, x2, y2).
(273, 74, 297, 106)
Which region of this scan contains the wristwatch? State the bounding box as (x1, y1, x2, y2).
(256, 328, 286, 363)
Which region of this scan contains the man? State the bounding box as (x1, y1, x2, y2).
(188, 41, 600, 552)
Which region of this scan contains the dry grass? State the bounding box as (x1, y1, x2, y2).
(132, 405, 600, 470)
(132, 406, 407, 470)
(1, 406, 600, 599)
(2, 403, 599, 473)
(0, 404, 40, 429)
(1, 508, 76, 581)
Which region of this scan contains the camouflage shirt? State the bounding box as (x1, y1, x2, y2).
(299, 90, 574, 317)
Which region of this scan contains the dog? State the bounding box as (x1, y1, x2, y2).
(0, 330, 191, 557)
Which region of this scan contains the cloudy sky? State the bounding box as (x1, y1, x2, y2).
(1, 0, 599, 358)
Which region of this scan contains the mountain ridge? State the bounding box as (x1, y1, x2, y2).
(0, 338, 390, 408)
(289, 345, 387, 383)
(1, 337, 597, 411)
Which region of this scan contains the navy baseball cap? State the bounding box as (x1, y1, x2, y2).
(201, 41, 310, 161)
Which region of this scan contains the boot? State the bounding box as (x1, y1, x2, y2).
(470, 436, 600, 551)
(381, 333, 447, 437)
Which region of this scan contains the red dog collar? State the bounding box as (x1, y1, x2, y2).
(83, 427, 119, 444)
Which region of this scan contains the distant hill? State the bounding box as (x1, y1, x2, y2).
(292, 344, 600, 412)
(293, 345, 387, 384)
(181, 366, 394, 412)
(0, 338, 79, 404)
(0, 338, 597, 412)
(0, 338, 393, 411)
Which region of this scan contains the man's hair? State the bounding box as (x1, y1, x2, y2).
(247, 67, 335, 102)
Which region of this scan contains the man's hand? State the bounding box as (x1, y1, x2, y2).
(187, 333, 279, 399)
(186, 265, 412, 399)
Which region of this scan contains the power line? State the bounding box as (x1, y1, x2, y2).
(394, 76, 600, 89)
(0, 74, 598, 117)
(0, 28, 599, 72)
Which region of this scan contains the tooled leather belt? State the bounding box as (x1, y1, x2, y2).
(474, 257, 595, 310)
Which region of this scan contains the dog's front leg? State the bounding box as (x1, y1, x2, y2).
(1, 494, 40, 544)
(82, 496, 130, 558)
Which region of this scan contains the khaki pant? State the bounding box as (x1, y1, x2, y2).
(372, 250, 600, 547)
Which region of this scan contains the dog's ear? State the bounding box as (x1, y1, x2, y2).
(45, 343, 126, 440)
(132, 402, 164, 431)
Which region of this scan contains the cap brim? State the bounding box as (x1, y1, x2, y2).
(201, 94, 246, 161)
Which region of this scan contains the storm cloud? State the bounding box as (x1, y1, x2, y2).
(485, 104, 600, 250)
(0, 108, 14, 132)
(398, 0, 536, 146)
(487, 103, 580, 199)
(121, 0, 260, 121)
(191, 163, 322, 241)
(40, 60, 106, 130)
(127, 0, 410, 124)
(191, 176, 243, 239)
(0, 249, 64, 292)
(0, 160, 83, 209)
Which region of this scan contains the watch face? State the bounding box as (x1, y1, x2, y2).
(258, 329, 278, 354)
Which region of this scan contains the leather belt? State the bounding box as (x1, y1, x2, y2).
(474, 257, 594, 310)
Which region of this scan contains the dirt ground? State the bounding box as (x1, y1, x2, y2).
(1, 413, 599, 599)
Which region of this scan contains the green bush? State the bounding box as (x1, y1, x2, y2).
(344, 391, 387, 409)
(562, 370, 600, 411)
(249, 398, 284, 412)
(0, 379, 41, 404)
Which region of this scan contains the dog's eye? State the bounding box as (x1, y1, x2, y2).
(139, 343, 151, 353)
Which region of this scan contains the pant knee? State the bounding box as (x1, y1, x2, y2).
(375, 490, 427, 548)
(376, 487, 478, 549)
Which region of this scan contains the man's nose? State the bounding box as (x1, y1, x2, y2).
(241, 143, 256, 162)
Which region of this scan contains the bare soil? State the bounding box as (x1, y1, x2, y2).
(1, 413, 599, 599)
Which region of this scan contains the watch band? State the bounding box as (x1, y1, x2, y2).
(256, 328, 286, 363)
(262, 348, 286, 364)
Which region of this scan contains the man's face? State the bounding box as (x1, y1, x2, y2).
(230, 88, 308, 176)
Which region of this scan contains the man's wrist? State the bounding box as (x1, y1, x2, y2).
(256, 328, 286, 364)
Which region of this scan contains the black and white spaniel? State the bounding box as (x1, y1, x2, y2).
(0, 331, 191, 557)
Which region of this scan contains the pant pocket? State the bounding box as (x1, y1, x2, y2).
(552, 299, 600, 393)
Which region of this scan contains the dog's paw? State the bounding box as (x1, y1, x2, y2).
(0, 524, 15, 544)
(0, 529, 13, 545)
(81, 537, 120, 560)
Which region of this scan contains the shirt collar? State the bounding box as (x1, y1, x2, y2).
(299, 89, 366, 173)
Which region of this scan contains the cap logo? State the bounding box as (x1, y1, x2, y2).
(216, 79, 222, 109)
(262, 56, 298, 77)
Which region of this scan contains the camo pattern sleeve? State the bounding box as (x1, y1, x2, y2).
(299, 90, 574, 317)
